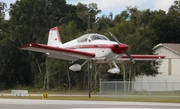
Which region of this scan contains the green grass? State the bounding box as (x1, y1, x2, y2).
(0, 90, 180, 103)
(0, 95, 180, 103)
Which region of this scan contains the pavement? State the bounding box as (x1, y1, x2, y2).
(1, 92, 180, 109)
(0, 98, 180, 109)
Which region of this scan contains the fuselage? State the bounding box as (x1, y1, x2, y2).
(60, 33, 128, 61)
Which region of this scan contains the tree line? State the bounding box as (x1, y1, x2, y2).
(0, 0, 180, 91)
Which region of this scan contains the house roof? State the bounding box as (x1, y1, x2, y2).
(153, 43, 180, 55)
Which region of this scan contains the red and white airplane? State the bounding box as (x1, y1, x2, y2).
(20, 26, 165, 74)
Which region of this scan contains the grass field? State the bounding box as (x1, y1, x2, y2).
(0, 95, 180, 103)
(0, 90, 180, 103)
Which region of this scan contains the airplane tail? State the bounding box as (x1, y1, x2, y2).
(47, 26, 62, 46)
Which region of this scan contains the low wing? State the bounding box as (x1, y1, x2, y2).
(96, 54, 165, 63)
(121, 55, 165, 60)
(20, 43, 95, 61)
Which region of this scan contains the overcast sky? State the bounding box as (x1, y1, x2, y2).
(1, 0, 175, 19)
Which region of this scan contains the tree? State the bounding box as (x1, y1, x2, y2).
(103, 7, 164, 81)
(1, 0, 179, 91)
(7, 0, 78, 89)
(0, 2, 8, 19)
(152, 4, 180, 43)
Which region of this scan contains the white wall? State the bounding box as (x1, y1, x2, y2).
(148, 46, 180, 76)
(135, 45, 180, 91)
(172, 59, 180, 75)
(158, 59, 168, 75)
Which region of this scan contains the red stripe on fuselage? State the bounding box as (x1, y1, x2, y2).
(65, 44, 128, 54)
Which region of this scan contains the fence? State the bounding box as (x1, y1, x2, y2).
(100, 80, 180, 98)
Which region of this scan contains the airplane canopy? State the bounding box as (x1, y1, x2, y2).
(77, 34, 109, 43)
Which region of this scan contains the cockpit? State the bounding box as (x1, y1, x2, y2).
(77, 34, 109, 43)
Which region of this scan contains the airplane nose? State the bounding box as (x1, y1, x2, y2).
(110, 44, 128, 54)
(122, 44, 128, 50)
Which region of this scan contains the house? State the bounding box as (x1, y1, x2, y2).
(135, 43, 180, 91)
(155, 43, 180, 75)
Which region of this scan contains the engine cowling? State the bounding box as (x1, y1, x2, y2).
(108, 68, 120, 74)
(69, 64, 81, 71)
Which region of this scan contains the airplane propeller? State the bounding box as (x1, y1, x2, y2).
(109, 32, 135, 63)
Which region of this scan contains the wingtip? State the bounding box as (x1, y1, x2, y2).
(50, 26, 58, 30)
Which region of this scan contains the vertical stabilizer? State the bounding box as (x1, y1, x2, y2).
(47, 26, 62, 46)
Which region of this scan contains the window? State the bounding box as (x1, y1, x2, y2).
(77, 34, 90, 42)
(90, 34, 109, 41)
(77, 34, 109, 43)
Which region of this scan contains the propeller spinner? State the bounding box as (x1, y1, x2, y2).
(109, 32, 135, 63)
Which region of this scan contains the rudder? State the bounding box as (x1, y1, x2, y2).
(47, 26, 62, 46)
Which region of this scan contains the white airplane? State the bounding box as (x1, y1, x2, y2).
(20, 26, 165, 74)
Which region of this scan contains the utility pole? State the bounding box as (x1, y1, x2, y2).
(87, 11, 91, 98)
(87, 13, 90, 33)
